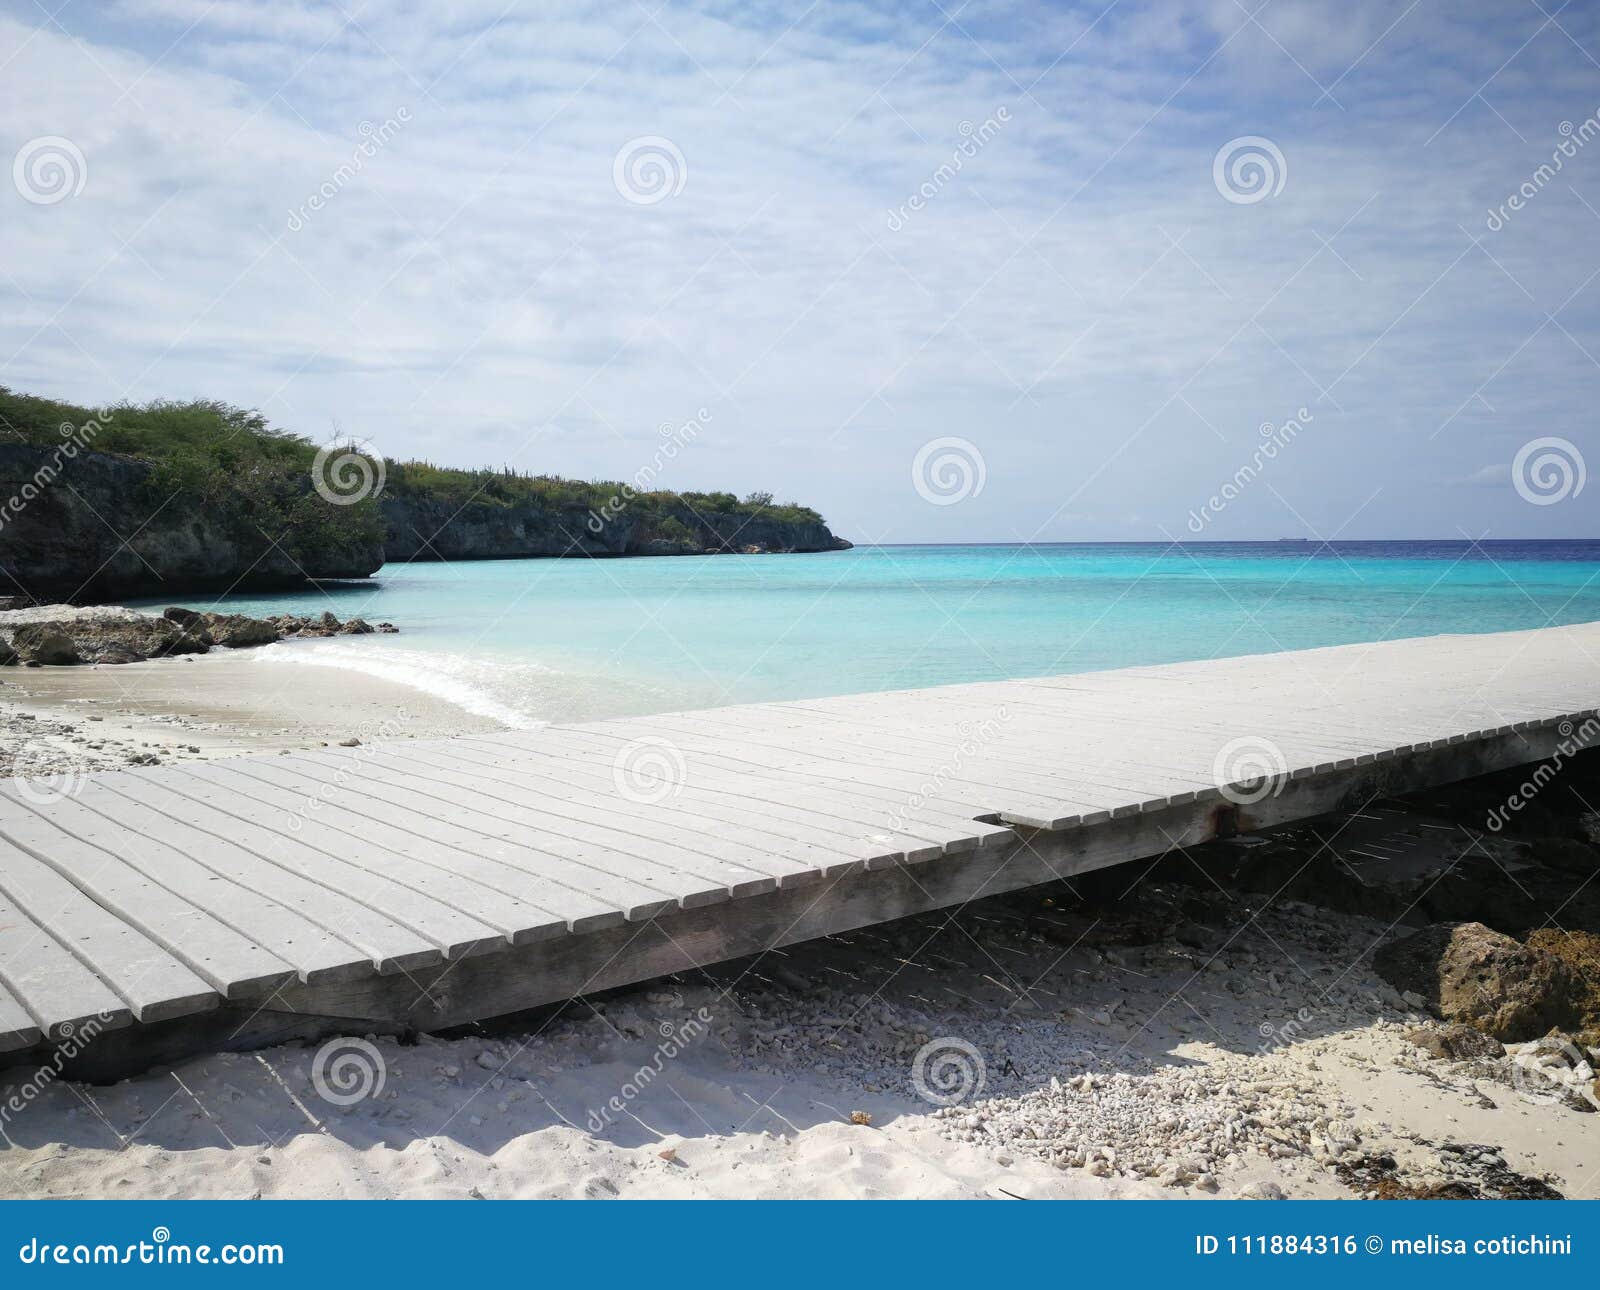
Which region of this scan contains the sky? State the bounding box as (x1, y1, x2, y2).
(2, 0, 1598, 544)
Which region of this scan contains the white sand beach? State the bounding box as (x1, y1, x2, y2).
(0, 845, 1593, 1200)
(0, 646, 500, 781)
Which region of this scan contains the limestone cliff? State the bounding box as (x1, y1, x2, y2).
(0, 443, 385, 603)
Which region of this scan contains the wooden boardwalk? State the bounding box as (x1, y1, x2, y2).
(0, 622, 1596, 1068)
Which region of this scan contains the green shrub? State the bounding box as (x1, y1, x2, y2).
(0, 387, 832, 547)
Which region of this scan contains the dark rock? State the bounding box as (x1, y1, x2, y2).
(379, 491, 850, 563)
(1521, 837, 1600, 875)
(10, 624, 80, 665)
(199, 613, 280, 648)
(71, 616, 209, 663)
(257, 611, 394, 640)
(1374, 922, 1581, 1042)
(1524, 929, 1600, 1035)
(3, 606, 324, 665)
(638, 538, 692, 556)
(0, 443, 384, 603)
(1403, 1023, 1504, 1060)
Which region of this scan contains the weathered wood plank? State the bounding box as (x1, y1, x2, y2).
(0, 835, 215, 1025)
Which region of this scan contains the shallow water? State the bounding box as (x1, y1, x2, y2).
(130, 541, 1600, 726)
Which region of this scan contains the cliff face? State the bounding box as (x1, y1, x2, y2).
(381, 494, 850, 562)
(0, 444, 385, 603)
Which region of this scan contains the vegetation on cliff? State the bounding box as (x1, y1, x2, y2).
(385, 460, 826, 535)
(0, 389, 839, 567)
(0, 386, 384, 565)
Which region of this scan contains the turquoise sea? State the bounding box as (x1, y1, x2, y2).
(132, 541, 1600, 727)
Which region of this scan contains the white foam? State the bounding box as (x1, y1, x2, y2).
(250, 639, 551, 729)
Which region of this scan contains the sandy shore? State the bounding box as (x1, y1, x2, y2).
(0, 647, 502, 781)
(0, 821, 1594, 1200)
(0, 645, 1596, 1200)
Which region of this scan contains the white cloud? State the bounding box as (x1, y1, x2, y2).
(1, 0, 1597, 541)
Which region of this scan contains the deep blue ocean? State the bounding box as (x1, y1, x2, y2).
(131, 541, 1600, 726)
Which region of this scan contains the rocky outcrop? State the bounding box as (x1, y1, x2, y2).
(160, 607, 395, 647)
(0, 607, 395, 665)
(380, 492, 851, 563)
(0, 443, 385, 603)
(1374, 922, 1582, 1042)
(1403, 1023, 1504, 1060)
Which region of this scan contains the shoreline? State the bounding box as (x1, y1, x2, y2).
(0, 646, 501, 779)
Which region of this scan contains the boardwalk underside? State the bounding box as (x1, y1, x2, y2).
(1, 623, 1595, 1077)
